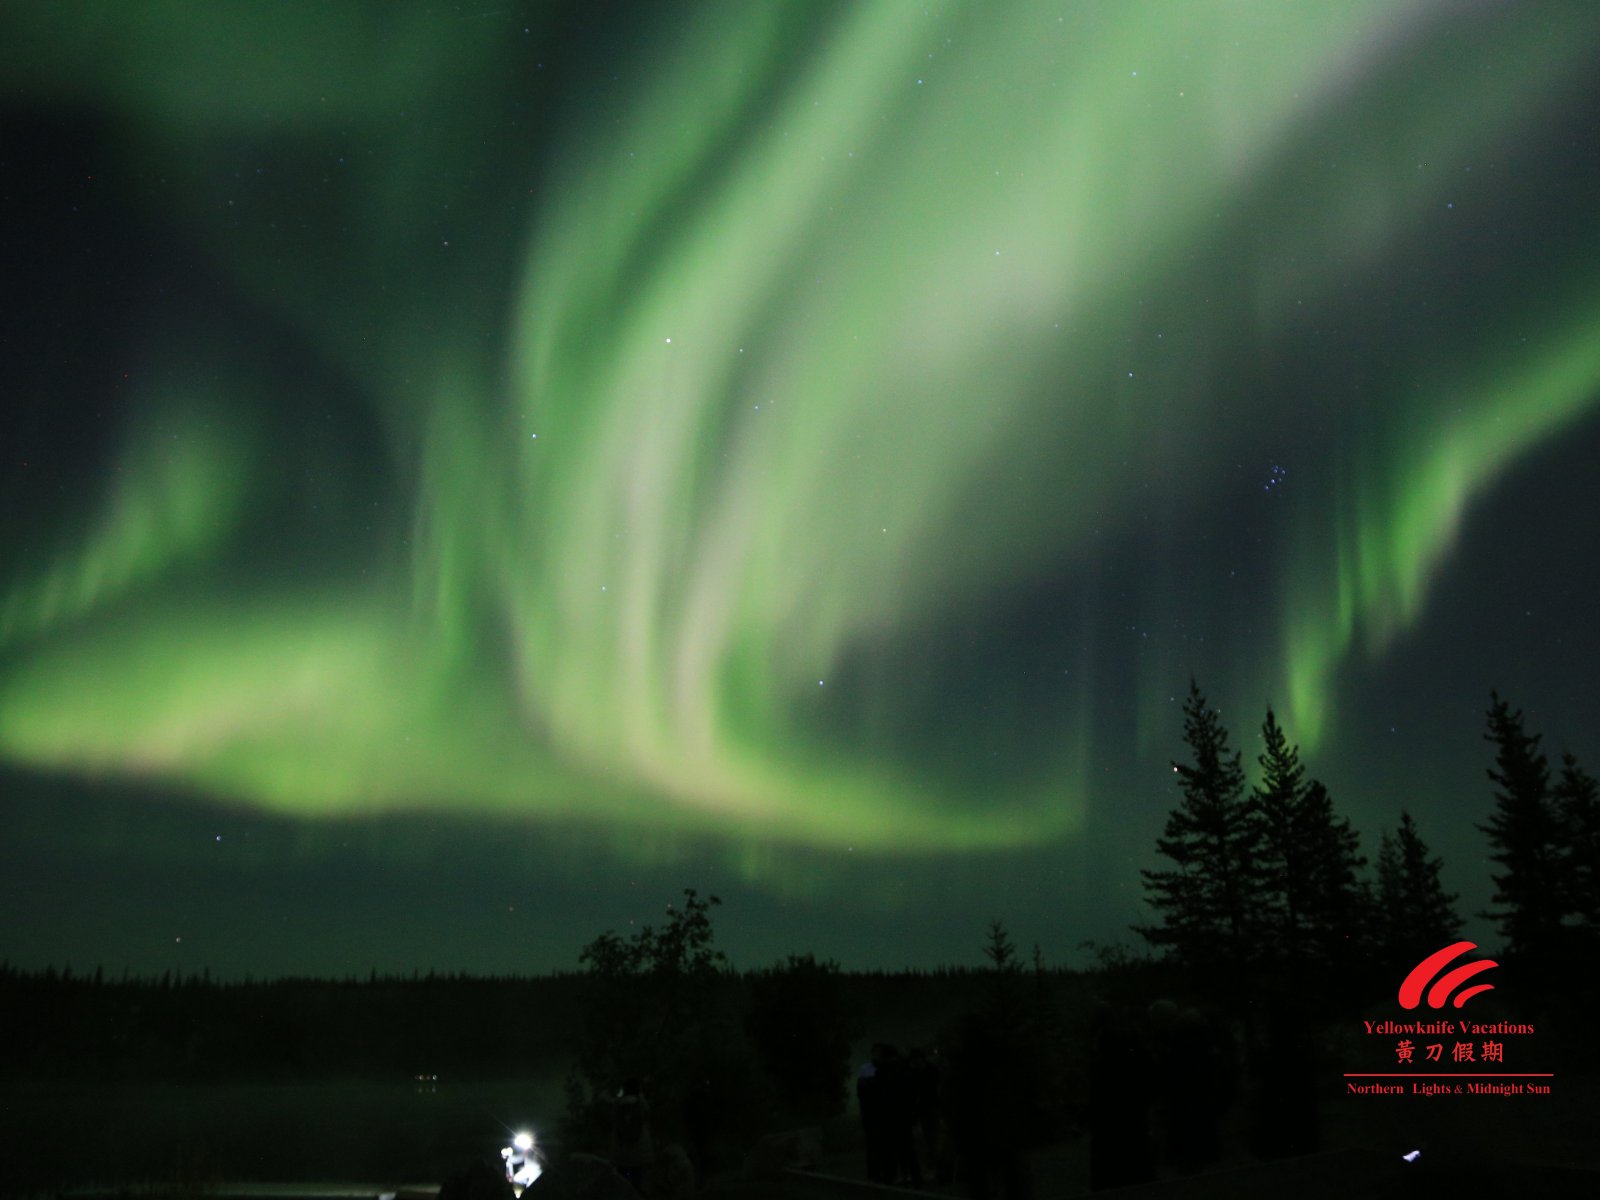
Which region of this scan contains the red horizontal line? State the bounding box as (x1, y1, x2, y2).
(1343, 1073, 1554, 1077)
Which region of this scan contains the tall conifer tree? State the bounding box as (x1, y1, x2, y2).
(1375, 812, 1460, 966)
(1254, 709, 1307, 957)
(1478, 693, 1566, 959)
(1138, 681, 1262, 969)
(1554, 752, 1600, 948)
(1254, 710, 1365, 969)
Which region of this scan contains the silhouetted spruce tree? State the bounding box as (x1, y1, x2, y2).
(1554, 753, 1600, 950)
(1478, 694, 1567, 961)
(1253, 709, 1308, 957)
(1253, 709, 1366, 973)
(983, 918, 1021, 975)
(1374, 812, 1461, 967)
(984, 918, 1024, 1021)
(1138, 681, 1263, 972)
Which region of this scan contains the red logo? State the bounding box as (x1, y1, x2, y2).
(1398, 941, 1498, 1009)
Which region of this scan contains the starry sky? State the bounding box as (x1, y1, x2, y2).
(2, 0, 1598, 979)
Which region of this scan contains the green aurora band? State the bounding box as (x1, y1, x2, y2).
(3, 1, 1599, 857)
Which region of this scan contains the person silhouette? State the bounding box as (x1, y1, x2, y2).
(611, 1077, 654, 1195)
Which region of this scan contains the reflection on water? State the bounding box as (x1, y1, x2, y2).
(0, 1075, 566, 1193)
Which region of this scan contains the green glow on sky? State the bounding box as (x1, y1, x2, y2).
(2, 0, 1598, 865)
(0, 401, 249, 645)
(1285, 296, 1600, 744)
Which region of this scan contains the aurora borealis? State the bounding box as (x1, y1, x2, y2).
(3, 1, 1599, 976)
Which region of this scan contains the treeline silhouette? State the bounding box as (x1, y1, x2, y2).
(1136, 684, 1600, 1007)
(0, 967, 588, 1081)
(0, 956, 1028, 1085)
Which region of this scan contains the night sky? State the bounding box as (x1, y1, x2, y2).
(2, 1, 1598, 979)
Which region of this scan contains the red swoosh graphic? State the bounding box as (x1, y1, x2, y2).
(1452, 983, 1496, 1008)
(1426, 959, 1498, 1009)
(1398, 941, 1477, 1009)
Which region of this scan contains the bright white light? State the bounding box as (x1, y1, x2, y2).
(1402, 1149, 1421, 1164)
(504, 1128, 542, 1193)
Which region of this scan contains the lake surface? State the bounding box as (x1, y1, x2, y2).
(0, 1075, 565, 1194)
